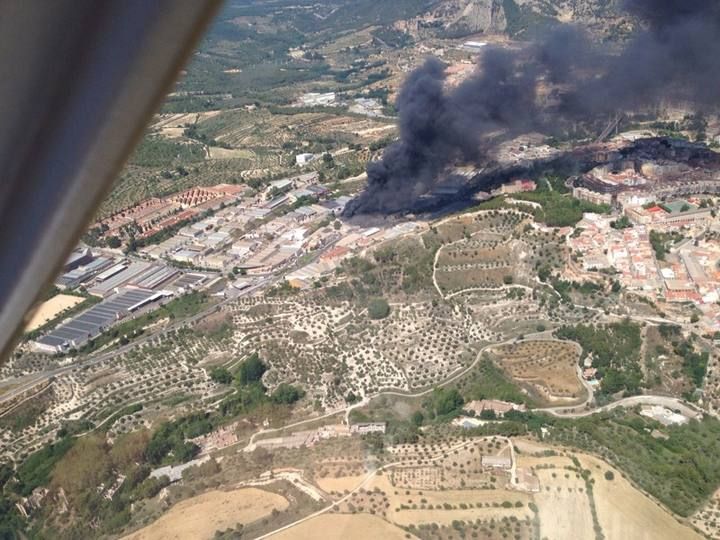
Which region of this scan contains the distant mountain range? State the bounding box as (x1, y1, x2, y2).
(396, 0, 636, 41)
(220, 0, 636, 43)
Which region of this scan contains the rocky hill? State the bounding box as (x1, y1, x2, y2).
(398, 0, 635, 41)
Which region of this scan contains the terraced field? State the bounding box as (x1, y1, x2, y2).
(432, 209, 567, 297)
(488, 340, 585, 405)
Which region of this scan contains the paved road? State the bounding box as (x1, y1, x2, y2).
(542, 394, 703, 419)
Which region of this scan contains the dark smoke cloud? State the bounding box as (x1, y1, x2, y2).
(348, 0, 720, 215)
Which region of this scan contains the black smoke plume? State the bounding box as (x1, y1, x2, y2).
(347, 0, 720, 215)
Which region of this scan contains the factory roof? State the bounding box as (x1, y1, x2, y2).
(129, 265, 179, 289)
(56, 257, 113, 288)
(269, 179, 293, 190)
(36, 288, 165, 349)
(88, 261, 152, 297)
(171, 272, 207, 291)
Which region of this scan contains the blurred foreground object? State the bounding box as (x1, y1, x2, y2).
(0, 0, 222, 362)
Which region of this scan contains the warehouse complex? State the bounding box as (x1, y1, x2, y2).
(33, 289, 170, 354)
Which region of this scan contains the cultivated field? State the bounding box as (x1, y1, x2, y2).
(431, 210, 566, 296)
(580, 454, 702, 540)
(512, 442, 702, 540)
(488, 340, 585, 405)
(273, 513, 414, 540)
(122, 488, 288, 540)
(692, 488, 720, 538)
(306, 437, 701, 540)
(25, 294, 84, 332)
(385, 437, 513, 490)
(533, 462, 594, 540)
(315, 473, 367, 493)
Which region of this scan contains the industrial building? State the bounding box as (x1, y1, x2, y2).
(63, 248, 94, 272)
(88, 261, 152, 297)
(33, 288, 172, 353)
(297, 92, 336, 107)
(55, 256, 114, 290)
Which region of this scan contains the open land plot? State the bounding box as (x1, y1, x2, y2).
(25, 294, 85, 332)
(533, 465, 595, 540)
(578, 454, 702, 540)
(488, 340, 585, 405)
(427, 210, 529, 246)
(357, 473, 531, 527)
(122, 487, 288, 540)
(149, 111, 223, 139)
(513, 443, 702, 540)
(316, 473, 367, 493)
(643, 325, 696, 397)
(386, 437, 514, 490)
(411, 517, 534, 540)
(0, 327, 232, 460)
(272, 513, 415, 540)
(314, 438, 699, 540)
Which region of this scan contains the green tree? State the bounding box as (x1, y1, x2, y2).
(271, 383, 304, 404)
(209, 367, 233, 385)
(106, 236, 121, 248)
(426, 387, 464, 418)
(367, 297, 390, 320)
(237, 353, 267, 386)
(480, 409, 497, 420)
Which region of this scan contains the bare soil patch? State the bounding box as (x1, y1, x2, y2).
(122, 487, 288, 540)
(273, 513, 414, 540)
(489, 340, 585, 404)
(578, 454, 701, 540)
(26, 294, 84, 331)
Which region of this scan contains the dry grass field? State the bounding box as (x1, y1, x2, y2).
(579, 454, 702, 540)
(533, 463, 595, 540)
(331, 472, 531, 527)
(25, 294, 84, 332)
(428, 210, 527, 245)
(511, 442, 701, 540)
(122, 488, 288, 540)
(304, 437, 701, 540)
(316, 473, 367, 493)
(273, 513, 415, 540)
(489, 340, 585, 405)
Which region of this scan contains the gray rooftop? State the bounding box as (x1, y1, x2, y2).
(36, 288, 159, 349)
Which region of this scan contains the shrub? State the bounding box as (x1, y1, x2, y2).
(209, 367, 232, 384)
(368, 298, 390, 320)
